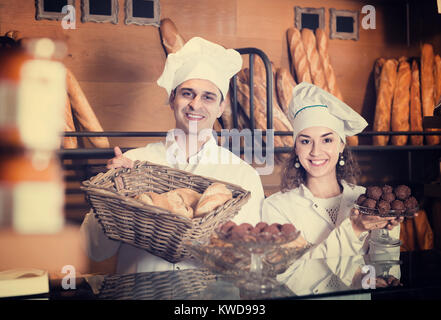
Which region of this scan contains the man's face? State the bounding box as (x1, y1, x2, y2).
(170, 79, 225, 135)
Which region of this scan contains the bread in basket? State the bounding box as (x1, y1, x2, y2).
(81, 160, 251, 263)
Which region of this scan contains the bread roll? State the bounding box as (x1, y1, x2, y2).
(159, 18, 185, 55)
(276, 67, 296, 114)
(149, 191, 193, 219)
(301, 28, 328, 91)
(63, 92, 78, 149)
(286, 27, 312, 83)
(195, 183, 233, 217)
(421, 43, 440, 145)
(410, 60, 424, 145)
(373, 59, 398, 146)
(315, 28, 343, 100)
(170, 188, 202, 209)
(391, 58, 411, 146)
(66, 68, 110, 148)
(135, 192, 154, 206)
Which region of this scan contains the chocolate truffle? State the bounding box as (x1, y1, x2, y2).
(381, 192, 396, 203)
(255, 222, 268, 232)
(220, 221, 236, 234)
(382, 185, 393, 194)
(394, 185, 411, 200)
(377, 200, 391, 215)
(404, 196, 418, 210)
(391, 200, 405, 213)
(357, 195, 367, 205)
(363, 198, 377, 209)
(367, 186, 383, 200)
(281, 223, 296, 236)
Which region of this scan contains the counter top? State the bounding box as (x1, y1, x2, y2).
(37, 249, 441, 300)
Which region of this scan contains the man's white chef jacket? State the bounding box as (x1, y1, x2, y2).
(80, 130, 265, 273)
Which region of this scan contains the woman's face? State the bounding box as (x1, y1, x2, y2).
(294, 126, 345, 181)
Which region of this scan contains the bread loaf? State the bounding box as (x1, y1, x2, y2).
(276, 67, 296, 114)
(301, 28, 328, 91)
(194, 183, 233, 217)
(434, 54, 441, 105)
(391, 58, 411, 146)
(66, 68, 110, 148)
(421, 43, 440, 145)
(159, 18, 185, 55)
(373, 59, 398, 146)
(286, 27, 312, 83)
(315, 28, 342, 100)
(410, 59, 424, 145)
(135, 192, 154, 206)
(63, 92, 78, 149)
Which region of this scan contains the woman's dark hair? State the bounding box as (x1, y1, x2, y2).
(280, 147, 360, 192)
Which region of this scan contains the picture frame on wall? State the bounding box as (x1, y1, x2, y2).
(124, 0, 160, 26)
(81, 0, 119, 24)
(294, 6, 325, 31)
(35, 0, 75, 21)
(329, 8, 359, 41)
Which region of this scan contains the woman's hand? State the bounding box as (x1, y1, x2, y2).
(350, 208, 404, 238)
(106, 146, 134, 169)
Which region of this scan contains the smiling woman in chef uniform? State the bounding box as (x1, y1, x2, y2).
(262, 82, 403, 259)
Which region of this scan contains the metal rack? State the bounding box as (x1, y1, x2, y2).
(60, 48, 441, 184)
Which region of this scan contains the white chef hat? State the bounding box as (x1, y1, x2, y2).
(157, 37, 242, 99)
(288, 82, 368, 143)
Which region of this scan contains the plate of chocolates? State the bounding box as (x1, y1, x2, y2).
(354, 184, 419, 217)
(216, 221, 302, 249)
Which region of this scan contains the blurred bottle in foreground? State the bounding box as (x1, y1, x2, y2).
(0, 37, 66, 234)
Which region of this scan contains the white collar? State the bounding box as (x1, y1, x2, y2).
(164, 129, 218, 165)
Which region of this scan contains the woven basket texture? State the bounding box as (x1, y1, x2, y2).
(81, 161, 251, 263)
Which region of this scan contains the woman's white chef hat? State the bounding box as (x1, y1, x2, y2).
(288, 82, 368, 143)
(157, 37, 242, 99)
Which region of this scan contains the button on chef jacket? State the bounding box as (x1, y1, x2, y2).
(80, 130, 265, 274)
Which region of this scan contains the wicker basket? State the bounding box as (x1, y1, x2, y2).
(81, 160, 251, 263)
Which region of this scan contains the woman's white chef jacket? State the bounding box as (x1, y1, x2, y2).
(262, 180, 401, 259)
(80, 132, 265, 274)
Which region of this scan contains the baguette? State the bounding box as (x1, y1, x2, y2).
(373, 59, 398, 146)
(410, 59, 424, 145)
(66, 68, 110, 148)
(62, 92, 78, 149)
(374, 58, 386, 98)
(391, 58, 411, 146)
(421, 43, 440, 145)
(301, 28, 328, 91)
(220, 92, 234, 129)
(159, 18, 185, 55)
(286, 27, 312, 83)
(194, 183, 233, 217)
(276, 67, 296, 114)
(315, 28, 342, 100)
(434, 54, 441, 105)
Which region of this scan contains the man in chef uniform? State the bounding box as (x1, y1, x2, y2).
(80, 37, 265, 274)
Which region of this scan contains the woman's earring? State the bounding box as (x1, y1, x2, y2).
(294, 156, 301, 168)
(338, 153, 345, 166)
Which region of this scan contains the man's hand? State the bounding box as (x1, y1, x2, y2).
(106, 146, 134, 169)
